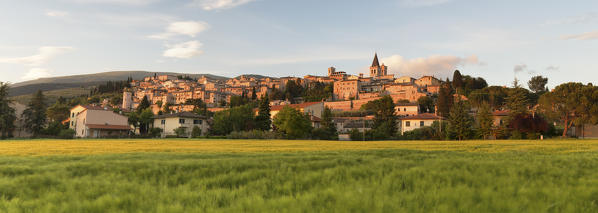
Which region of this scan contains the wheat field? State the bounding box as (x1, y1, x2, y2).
(1, 139, 597, 212)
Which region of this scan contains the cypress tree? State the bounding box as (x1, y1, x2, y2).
(447, 100, 474, 140)
(476, 102, 494, 139)
(255, 95, 271, 131)
(22, 90, 47, 137)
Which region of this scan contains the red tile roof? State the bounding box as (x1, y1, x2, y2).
(400, 113, 444, 120)
(492, 110, 509, 116)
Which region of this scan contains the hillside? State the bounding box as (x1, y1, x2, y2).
(8, 71, 229, 97)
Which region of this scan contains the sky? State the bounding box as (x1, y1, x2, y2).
(0, 0, 597, 89)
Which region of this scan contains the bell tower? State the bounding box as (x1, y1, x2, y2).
(369, 53, 387, 78)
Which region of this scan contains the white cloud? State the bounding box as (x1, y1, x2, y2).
(560, 31, 598, 40)
(382, 54, 481, 78)
(22, 68, 52, 81)
(149, 21, 209, 39)
(546, 65, 560, 71)
(400, 0, 453, 7)
(0, 46, 74, 66)
(162, 41, 203, 59)
(45, 10, 69, 17)
(192, 0, 256, 11)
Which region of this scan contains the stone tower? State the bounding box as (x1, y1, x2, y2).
(122, 91, 132, 110)
(328, 67, 336, 76)
(369, 53, 387, 78)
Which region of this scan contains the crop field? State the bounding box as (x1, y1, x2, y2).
(0, 139, 597, 212)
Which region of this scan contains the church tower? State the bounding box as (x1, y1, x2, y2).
(369, 53, 387, 78)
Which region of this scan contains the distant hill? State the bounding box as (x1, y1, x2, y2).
(8, 71, 230, 97)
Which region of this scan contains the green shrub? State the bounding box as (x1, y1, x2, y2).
(174, 127, 187, 138)
(149, 128, 162, 138)
(58, 129, 76, 139)
(191, 126, 202, 138)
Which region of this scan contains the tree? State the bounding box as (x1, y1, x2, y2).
(272, 106, 312, 139)
(476, 102, 494, 139)
(452, 70, 463, 93)
(0, 82, 16, 139)
(46, 102, 70, 123)
(162, 102, 172, 114)
(255, 96, 272, 131)
(283, 80, 303, 103)
(506, 87, 529, 122)
(528, 75, 548, 93)
(361, 95, 397, 139)
(447, 100, 474, 140)
(437, 82, 454, 118)
(251, 87, 257, 100)
(538, 82, 594, 137)
(303, 82, 333, 102)
(313, 107, 337, 140)
(137, 108, 154, 135)
(417, 96, 434, 113)
(137, 96, 151, 112)
(211, 105, 255, 135)
(22, 90, 47, 137)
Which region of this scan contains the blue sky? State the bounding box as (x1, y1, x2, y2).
(0, 0, 597, 88)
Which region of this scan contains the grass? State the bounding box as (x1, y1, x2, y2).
(0, 139, 597, 212)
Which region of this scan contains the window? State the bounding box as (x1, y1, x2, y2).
(405, 121, 410, 127)
(420, 121, 425, 127)
(403, 108, 406, 112)
(71, 112, 75, 118)
(71, 121, 74, 126)
(193, 120, 202, 124)
(161, 120, 165, 125)
(179, 119, 185, 124)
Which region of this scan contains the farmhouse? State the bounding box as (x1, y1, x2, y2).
(68, 105, 130, 138)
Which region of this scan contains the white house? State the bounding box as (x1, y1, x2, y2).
(69, 105, 130, 138)
(153, 112, 209, 137)
(398, 113, 443, 135)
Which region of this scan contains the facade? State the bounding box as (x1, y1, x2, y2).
(69, 105, 130, 138)
(395, 103, 420, 117)
(153, 112, 209, 138)
(333, 80, 360, 100)
(398, 113, 443, 135)
(270, 102, 325, 120)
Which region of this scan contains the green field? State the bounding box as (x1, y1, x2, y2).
(0, 139, 597, 212)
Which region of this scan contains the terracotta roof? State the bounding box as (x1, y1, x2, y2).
(310, 115, 321, 122)
(154, 112, 206, 119)
(270, 102, 322, 111)
(492, 110, 509, 116)
(71, 104, 106, 111)
(400, 113, 443, 120)
(86, 124, 131, 130)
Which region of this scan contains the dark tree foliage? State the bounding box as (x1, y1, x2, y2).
(22, 90, 47, 137)
(417, 96, 435, 113)
(528, 75, 548, 93)
(508, 114, 549, 135)
(506, 87, 530, 121)
(137, 96, 151, 113)
(255, 96, 272, 131)
(0, 82, 16, 139)
(283, 80, 304, 103)
(452, 70, 463, 93)
(361, 95, 397, 139)
(91, 79, 131, 95)
(269, 88, 284, 101)
(251, 87, 257, 100)
(437, 82, 454, 118)
(476, 102, 494, 139)
(272, 106, 312, 139)
(468, 86, 510, 109)
(447, 100, 474, 140)
(303, 82, 333, 102)
(229, 95, 250, 108)
(46, 102, 70, 123)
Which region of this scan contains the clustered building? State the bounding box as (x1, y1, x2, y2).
(71, 53, 448, 138)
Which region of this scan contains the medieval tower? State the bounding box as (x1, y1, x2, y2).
(369, 53, 387, 78)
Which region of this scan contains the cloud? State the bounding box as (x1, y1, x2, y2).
(149, 21, 209, 39)
(192, 0, 256, 10)
(66, 0, 159, 6)
(546, 65, 559, 71)
(0, 46, 74, 66)
(22, 68, 52, 81)
(382, 54, 482, 78)
(400, 0, 453, 7)
(162, 41, 203, 59)
(543, 12, 598, 26)
(45, 10, 69, 17)
(513, 64, 527, 73)
(560, 31, 598, 40)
